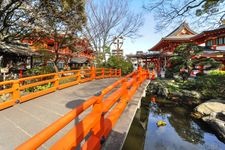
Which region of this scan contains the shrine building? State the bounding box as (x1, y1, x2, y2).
(22, 36, 95, 69)
(134, 22, 225, 74)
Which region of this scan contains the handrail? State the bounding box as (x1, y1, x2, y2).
(16, 96, 98, 149)
(16, 66, 151, 150)
(0, 67, 121, 110)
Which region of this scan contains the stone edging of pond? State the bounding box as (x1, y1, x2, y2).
(147, 79, 202, 105)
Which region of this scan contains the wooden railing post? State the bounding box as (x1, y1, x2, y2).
(132, 72, 139, 88)
(120, 79, 128, 102)
(91, 66, 96, 80)
(147, 70, 150, 79)
(12, 80, 20, 104)
(114, 69, 117, 77)
(118, 69, 122, 77)
(146, 70, 150, 79)
(112, 69, 114, 77)
(53, 73, 59, 90)
(92, 92, 103, 125)
(91, 92, 104, 149)
(151, 70, 155, 80)
(77, 70, 81, 83)
(102, 68, 105, 78)
(109, 68, 112, 78)
(137, 66, 143, 84)
(142, 69, 146, 81)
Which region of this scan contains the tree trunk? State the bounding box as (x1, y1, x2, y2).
(54, 54, 59, 72)
(54, 41, 60, 72)
(53, 62, 59, 72)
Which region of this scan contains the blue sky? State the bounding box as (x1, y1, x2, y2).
(123, 0, 165, 55)
(123, 14, 164, 55)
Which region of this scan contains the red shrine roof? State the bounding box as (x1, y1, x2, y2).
(165, 22, 197, 37)
(149, 22, 225, 51)
(150, 22, 197, 50)
(191, 24, 225, 41)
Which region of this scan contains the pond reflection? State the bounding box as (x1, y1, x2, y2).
(123, 96, 225, 150)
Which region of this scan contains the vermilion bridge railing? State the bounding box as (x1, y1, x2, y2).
(16, 67, 151, 150)
(0, 67, 121, 110)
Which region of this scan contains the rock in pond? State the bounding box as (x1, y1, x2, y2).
(194, 99, 225, 116)
(202, 112, 225, 140)
(193, 99, 225, 141)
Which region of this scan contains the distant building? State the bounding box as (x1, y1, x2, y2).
(0, 42, 38, 79)
(22, 36, 95, 68)
(126, 53, 139, 70)
(126, 51, 159, 70)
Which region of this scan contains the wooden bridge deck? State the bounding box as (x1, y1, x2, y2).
(0, 78, 117, 150)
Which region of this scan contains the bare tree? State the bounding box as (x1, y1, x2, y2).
(0, 0, 31, 42)
(83, 0, 144, 61)
(144, 0, 225, 32)
(23, 0, 86, 71)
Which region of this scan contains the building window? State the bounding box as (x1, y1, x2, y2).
(216, 37, 224, 45)
(206, 40, 213, 46)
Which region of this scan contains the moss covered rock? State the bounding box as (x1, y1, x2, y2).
(147, 79, 202, 105)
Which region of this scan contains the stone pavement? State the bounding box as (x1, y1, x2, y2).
(0, 78, 117, 150)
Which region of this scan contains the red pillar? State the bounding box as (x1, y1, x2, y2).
(199, 65, 204, 74)
(157, 58, 160, 75)
(19, 69, 23, 78)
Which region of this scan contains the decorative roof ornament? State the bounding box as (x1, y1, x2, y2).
(165, 22, 197, 37)
(218, 19, 225, 29)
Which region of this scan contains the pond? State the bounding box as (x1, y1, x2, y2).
(122, 96, 225, 150)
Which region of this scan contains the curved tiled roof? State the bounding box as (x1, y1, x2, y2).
(150, 22, 197, 51)
(162, 35, 195, 40)
(165, 22, 197, 37)
(149, 22, 225, 51)
(70, 57, 88, 64)
(0, 42, 38, 56)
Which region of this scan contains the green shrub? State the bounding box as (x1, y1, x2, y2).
(165, 68, 174, 79)
(59, 78, 76, 84)
(104, 56, 133, 75)
(148, 63, 155, 70)
(24, 82, 53, 93)
(35, 82, 52, 91)
(168, 43, 220, 80)
(208, 70, 225, 76)
(182, 74, 225, 99)
(25, 66, 55, 77)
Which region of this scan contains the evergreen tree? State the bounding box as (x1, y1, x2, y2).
(169, 43, 220, 80)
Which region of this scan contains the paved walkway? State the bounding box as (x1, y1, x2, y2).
(0, 78, 117, 150)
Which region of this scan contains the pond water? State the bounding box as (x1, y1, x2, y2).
(122, 96, 225, 150)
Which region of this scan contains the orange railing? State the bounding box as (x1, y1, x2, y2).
(0, 67, 121, 110)
(16, 67, 150, 150)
